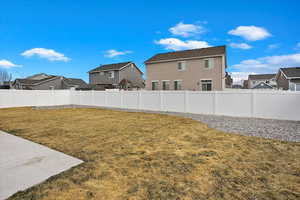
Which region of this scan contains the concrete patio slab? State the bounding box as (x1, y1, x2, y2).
(0, 131, 83, 200)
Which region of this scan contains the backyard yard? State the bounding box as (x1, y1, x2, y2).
(0, 107, 299, 200)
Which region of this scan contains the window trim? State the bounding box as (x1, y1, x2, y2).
(151, 80, 159, 90)
(162, 80, 170, 90)
(200, 79, 213, 91)
(204, 58, 214, 69)
(177, 61, 186, 71)
(174, 80, 182, 90)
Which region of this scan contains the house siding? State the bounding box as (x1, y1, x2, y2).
(145, 56, 224, 90)
(119, 64, 144, 88)
(31, 78, 63, 90)
(89, 70, 119, 85)
(276, 71, 289, 90)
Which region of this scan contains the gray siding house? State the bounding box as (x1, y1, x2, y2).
(276, 67, 300, 91)
(247, 74, 276, 89)
(13, 73, 88, 90)
(88, 61, 144, 90)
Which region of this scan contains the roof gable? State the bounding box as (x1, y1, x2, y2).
(280, 67, 300, 78)
(145, 45, 226, 64)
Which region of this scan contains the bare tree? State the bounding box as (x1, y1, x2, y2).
(0, 69, 12, 85)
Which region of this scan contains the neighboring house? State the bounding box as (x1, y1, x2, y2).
(243, 80, 248, 89)
(12, 73, 88, 90)
(88, 61, 144, 90)
(276, 67, 300, 91)
(232, 84, 243, 89)
(0, 81, 12, 89)
(144, 46, 227, 91)
(247, 74, 276, 89)
(225, 72, 233, 88)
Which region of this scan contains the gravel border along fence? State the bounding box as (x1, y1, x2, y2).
(34, 105, 300, 142)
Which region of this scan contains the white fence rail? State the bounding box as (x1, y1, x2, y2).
(1, 90, 300, 121)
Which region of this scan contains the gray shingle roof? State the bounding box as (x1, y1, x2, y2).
(281, 67, 300, 78)
(89, 61, 132, 73)
(145, 45, 226, 63)
(248, 74, 276, 80)
(63, 78, 88, 87)
(15, 76, 59, 85)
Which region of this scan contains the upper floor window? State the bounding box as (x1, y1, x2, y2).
(178, 61, 186, 71)
(108, 71, 114, 78)
(174, 80, 182, 90)
(152, 81, 159, 90)
(204, 58, 214, 69)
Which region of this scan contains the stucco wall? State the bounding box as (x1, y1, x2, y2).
(145, 56, 224, 90)
(276, 71, 289, 90)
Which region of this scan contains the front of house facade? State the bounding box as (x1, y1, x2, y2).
(144, 46, 227, 91)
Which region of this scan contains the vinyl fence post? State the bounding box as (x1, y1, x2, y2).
(184, 90, 189, 113)
(251, 91, 255, 118)
(120, 90, 124, 108)
(91, 90, 95, 106)
(104, 90, 108, 107)
(138, 90, 141, 110)
(213, 91, 217, 115)
(160, 91, 164, 111)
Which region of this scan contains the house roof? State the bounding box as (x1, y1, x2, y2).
(252, 81, 273, 89)
(15, 76, 60, 85)
(280, 67, 300, 78)
(248, 74, 276, 80)
(145, 45, 226, 64)
(89, 61, 132, 73)
(63, 78, 88, 87)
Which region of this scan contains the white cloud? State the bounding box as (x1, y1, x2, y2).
(169, 22, 205, 37)
(230, 72, 256, 84)
(155, 38, 210, 51)
(104, 49, 132, 58)
(228, 26, 271, 41)
(229, 42, 252, 49)
(0, 59, 21, 68)
(267, 44, 279, 50)
(21, 48, 70, 62)
(231, 52, 300, 75)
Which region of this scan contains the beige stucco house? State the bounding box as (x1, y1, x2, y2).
(144, 46, 227, 91)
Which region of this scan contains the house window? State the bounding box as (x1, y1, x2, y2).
(204, 58, 214, 69)
(178, 61, 186, 71)
(152, 81, 159, 90)
(201, 80, 212, 91)
(174, 80, 182, 90)
(162, 81, 170, 90)
(108, 71, 114, 78)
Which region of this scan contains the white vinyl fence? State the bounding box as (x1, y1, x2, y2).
(1, 89, 300, 121)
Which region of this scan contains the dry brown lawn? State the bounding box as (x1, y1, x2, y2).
(0, 107, 299, 200)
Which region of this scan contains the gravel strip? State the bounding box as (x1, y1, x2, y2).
(34, 105, 300, 142)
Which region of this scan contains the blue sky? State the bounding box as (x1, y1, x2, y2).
(1, 0, 300, 83)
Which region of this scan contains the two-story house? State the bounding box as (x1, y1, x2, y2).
(247, 74, 277, 89)
(88, 61, 144, 90)
(144, 46, 227, 91)
(276, 67, 300, 91)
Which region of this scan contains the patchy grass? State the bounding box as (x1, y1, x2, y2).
(0, 107, 299, 200)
